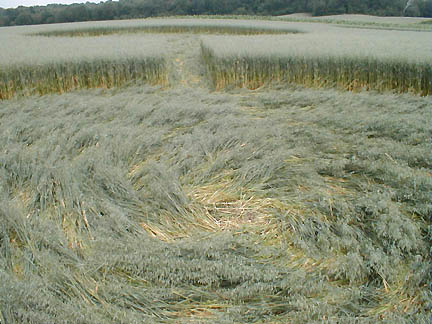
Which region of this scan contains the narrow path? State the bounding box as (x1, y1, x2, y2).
(165, 34, 209, 88)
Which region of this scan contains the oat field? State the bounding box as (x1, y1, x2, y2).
(0, 17, 431, 323)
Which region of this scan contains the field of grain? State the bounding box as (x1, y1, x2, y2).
(201, 25, 432, 94)
(282, 13, 432, 26)
(0, 17, 431, 323)
(0, 27, 169, 99)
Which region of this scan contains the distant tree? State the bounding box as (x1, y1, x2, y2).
(327, 0, 347, 14)
(15, 12, 33, 25)
(40, 10, 55, 23)
(312, 0, 330, 15)
(171, 0, 190, 15)
(69, 5, 90, 22)
(0, 8, 8, 26)
(0, 15, 8, 26)
(302, 0, 312, 11)
(4, 8, 19, 25)
(418, 0, 432, 16)
(346, 0, 367, 13)
(405, 0, 432, 16)
(403, 0, 416, 14)
(405, 4, 421, 16)
(0, 0, 425, 27)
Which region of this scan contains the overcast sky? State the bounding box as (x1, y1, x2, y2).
(0, 0, 114, 8)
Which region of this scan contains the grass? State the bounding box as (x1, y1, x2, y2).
(280, 13, 432, 30)
(0, 32, 169, 99)
(0, 19, 303, 98)
(2, 18, 430, 97)
(0, 84, 430, 323)
(0, 17, 431, 323)
(0, 58, 167, 99)
(201, 27, 432, 95)
(33, 24, 302, 37)
(170, 14, 432, 31)
(202, 42, 432, 94)
(26, 18, 308, 37)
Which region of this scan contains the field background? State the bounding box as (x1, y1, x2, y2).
(0, 16, 431, 323)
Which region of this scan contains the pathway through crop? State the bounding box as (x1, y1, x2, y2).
(166, 35, 207, 88)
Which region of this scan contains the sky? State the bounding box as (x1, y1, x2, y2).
(0, 0, 115, 8)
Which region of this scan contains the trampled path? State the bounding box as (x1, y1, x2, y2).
(165, 34, 209, 88)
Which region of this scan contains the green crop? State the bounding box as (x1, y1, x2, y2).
(202, 42, 432, 94)
(2, 18, 430, 98)
(34, 25, 301, 37)
(0, 31, 169, 99)
(0, 84, 430, 323)
(0, 17, 430, 322)
(0, 58, 167, 99)
(200, 26, 432, 95)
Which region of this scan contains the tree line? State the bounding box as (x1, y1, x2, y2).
(1, 0, 431, 27)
